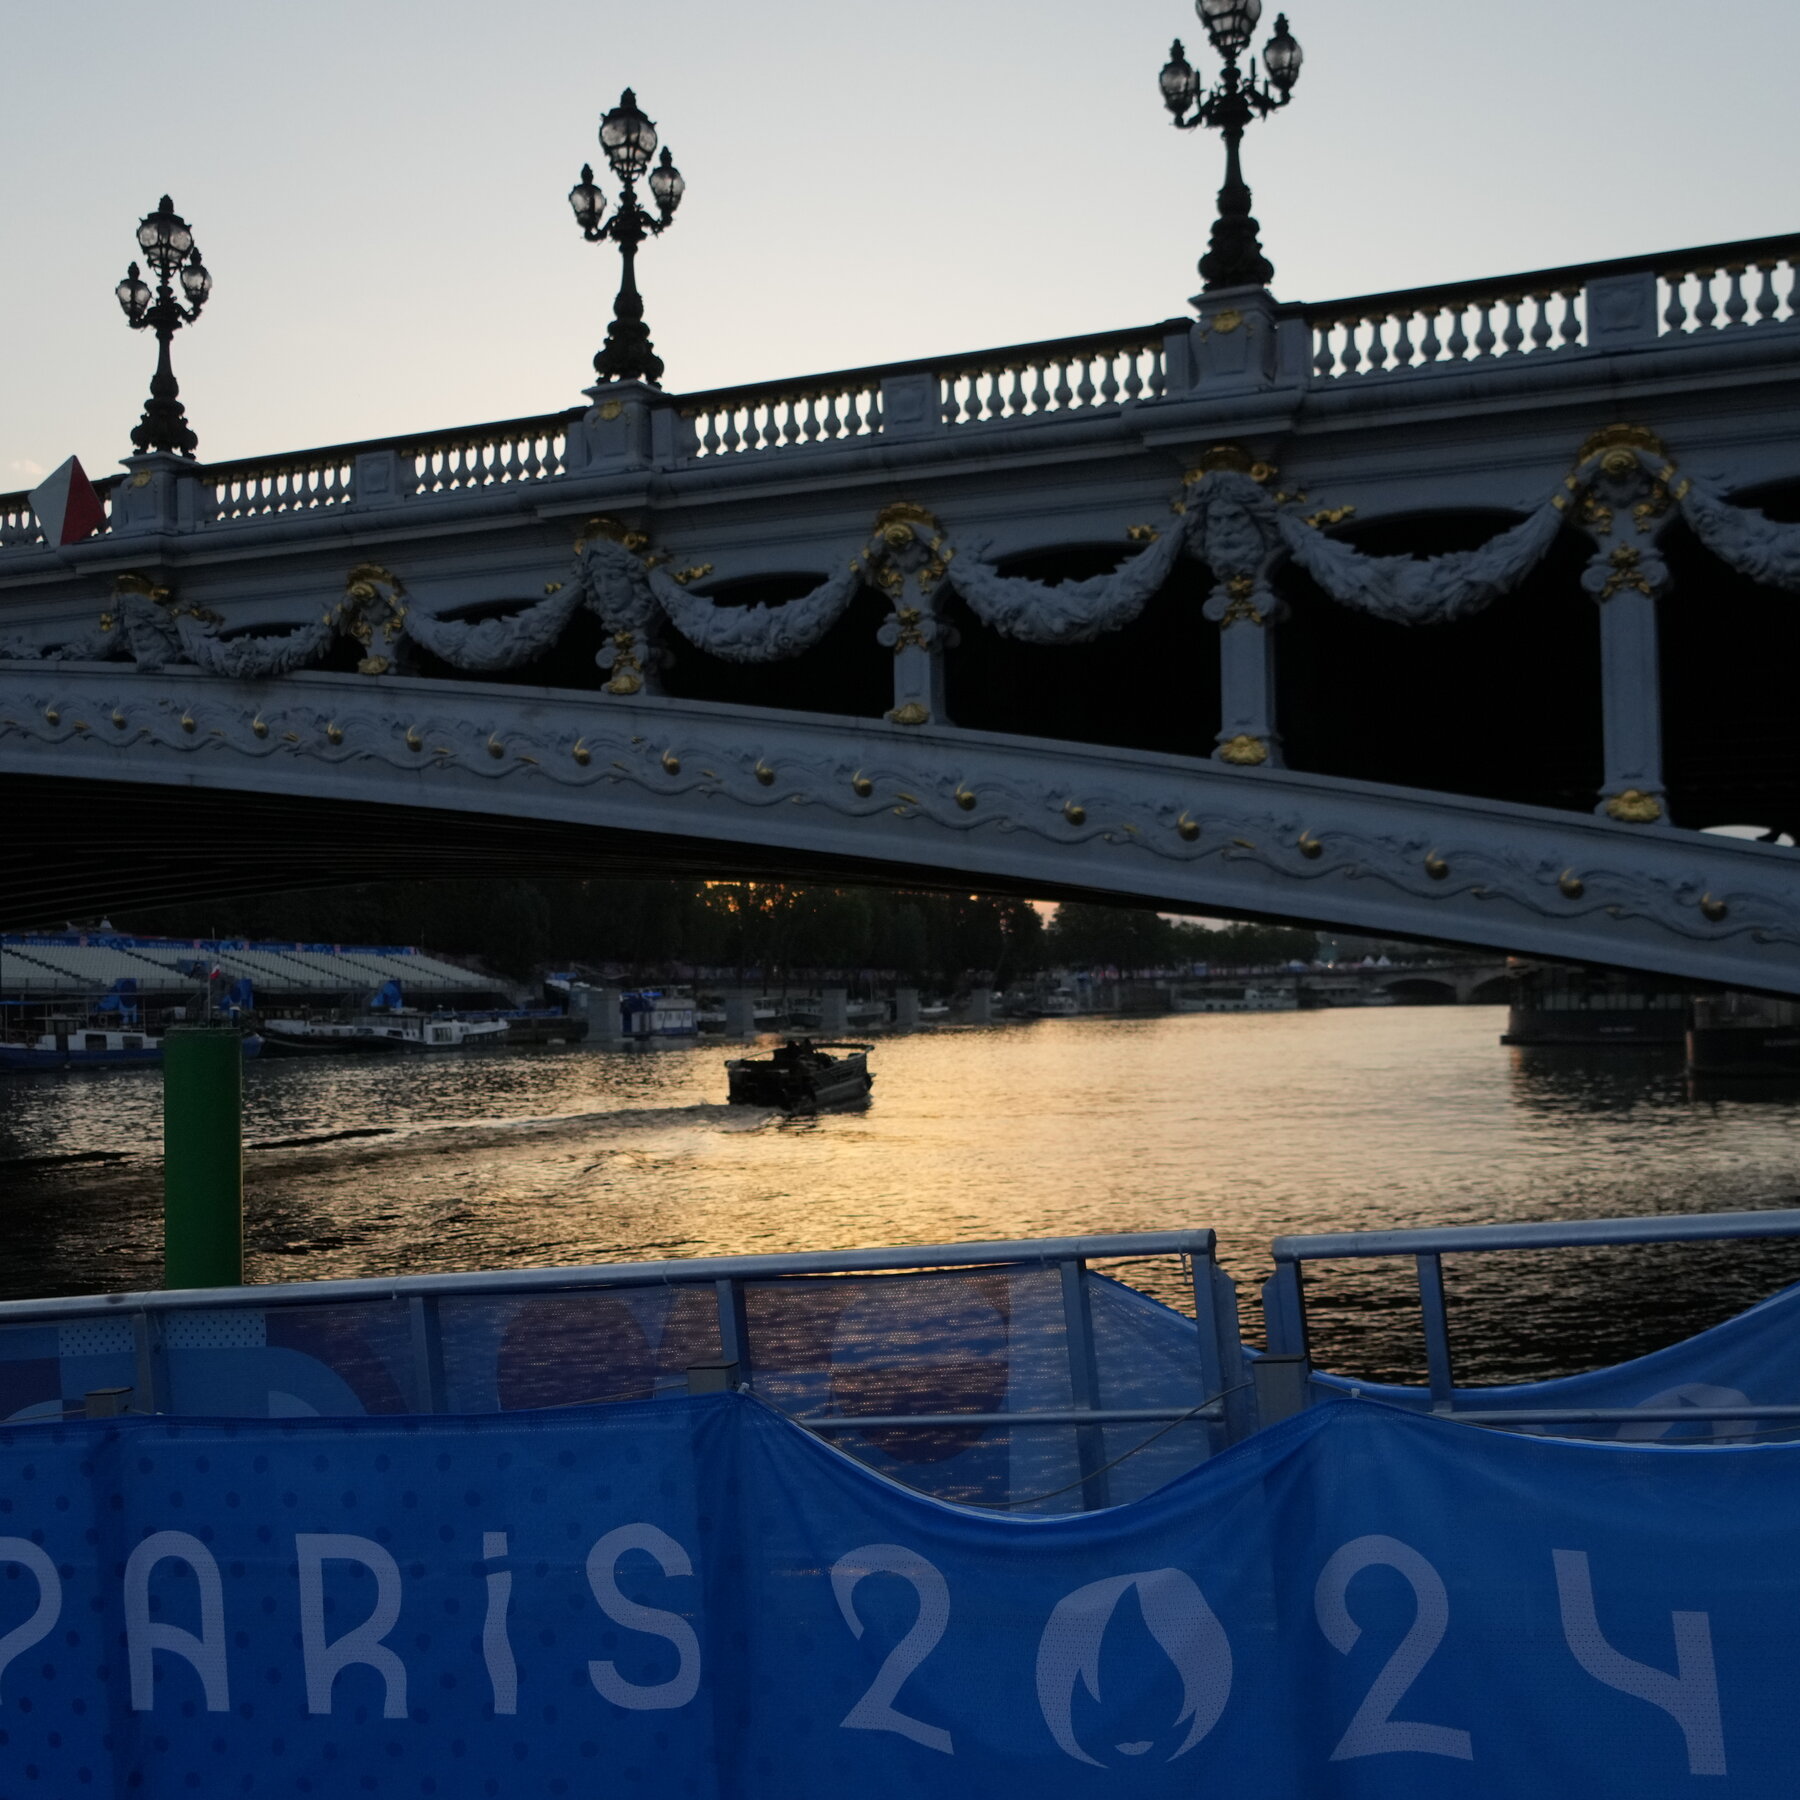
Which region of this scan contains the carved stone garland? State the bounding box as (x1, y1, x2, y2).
(11, 428, 1800, 809)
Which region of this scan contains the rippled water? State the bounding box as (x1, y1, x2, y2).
(3, 1009, 1798, 1384)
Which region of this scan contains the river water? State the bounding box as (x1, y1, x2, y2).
(3, 1008, 1798, 1385)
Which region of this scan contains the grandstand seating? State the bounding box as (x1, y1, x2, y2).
(1, 937, 497, 1002)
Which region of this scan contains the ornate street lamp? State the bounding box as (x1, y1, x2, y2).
(1159, 2, 1302, 291)
(115, 195, 212, 457)
(569, 88, 684, 386)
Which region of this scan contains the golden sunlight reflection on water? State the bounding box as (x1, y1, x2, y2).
(4, 1008, 1799, 1382)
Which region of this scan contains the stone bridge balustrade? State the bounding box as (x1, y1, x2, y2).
(4, 229, 1800, 987)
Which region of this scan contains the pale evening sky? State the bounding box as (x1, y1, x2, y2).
(2, 0, 1795, 484)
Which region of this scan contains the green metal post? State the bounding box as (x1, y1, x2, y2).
(162, 1025, 243, 1288)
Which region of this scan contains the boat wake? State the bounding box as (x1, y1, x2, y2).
(247, 1100, 777, 1165)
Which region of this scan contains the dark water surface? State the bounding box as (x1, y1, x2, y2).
(3, 1008, 1797, 1384)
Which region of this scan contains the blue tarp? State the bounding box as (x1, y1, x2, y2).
(1313, 1274, 1800, 1438)
(0, 1395, 1791, 1795)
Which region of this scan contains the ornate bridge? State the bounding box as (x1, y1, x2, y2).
(4, 234, 1800, 991)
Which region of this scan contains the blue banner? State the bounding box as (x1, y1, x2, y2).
(0, 1395, 1792, 1794)
(1315, 1275, 1800, 1439)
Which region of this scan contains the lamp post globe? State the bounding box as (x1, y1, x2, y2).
(1197, 0, 1261, 57)
(136, 195, 193, 273)
(1264, 13, 1302, 91)
(599, 89, 658, 183)
(569, 164, 606, 237)
(115, 263, 151, 322)
(1159, 41, 1200, 117)
(648, 148, 685, 218)
(179, 250, 212, 307)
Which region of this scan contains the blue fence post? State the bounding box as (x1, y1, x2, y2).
(1416, 1252, 1456, 1406)
(1059, 1258, 1110, 1511)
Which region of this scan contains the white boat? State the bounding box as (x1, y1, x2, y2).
(621, 992, 699, 1039)
(1171, 983, 1299, 1014)
(0, 1025, 264, 1070)
(261, 1014, 509, 1054)
(1027, 989, 1082, 1019)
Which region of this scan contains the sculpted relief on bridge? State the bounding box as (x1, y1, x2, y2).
(7, 425, 1798, 806)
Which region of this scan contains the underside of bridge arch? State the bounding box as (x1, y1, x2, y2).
(1467, 974, 1513, 1005)
(1659, 477, 1800, 841)
(1276, 512, 1601, 812)
(941, 545, 1221, 754)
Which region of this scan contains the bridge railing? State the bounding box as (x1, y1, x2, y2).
(676, 320, 1180, 459)
(4, 233, 1798, 550)
(1303, 231, 1800, 379)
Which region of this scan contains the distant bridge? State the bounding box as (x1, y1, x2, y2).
(1175, 961, 1513, 1006)
(5, 231, 1800, 993)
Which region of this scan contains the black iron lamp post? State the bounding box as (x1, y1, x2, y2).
(115, 196, 212, 457)
(569, 88, 685, 386)
(1160, 1, 1302, 291)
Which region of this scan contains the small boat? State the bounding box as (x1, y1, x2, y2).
(726, 1039, 874, 1112)
(1027, 989, 1082, 1019)
(0, 1026, 263, 1070)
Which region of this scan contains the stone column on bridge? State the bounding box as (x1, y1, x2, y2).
(872, 506, 955, 727)
(1211, 594, 1283, 768)
(722, 989, 758, 1036)
(817, 987, 849, 1036)
(1574, 431, 1676, 825)
(1596, 585, 1667, 822)
(894, 986, 920, 1029)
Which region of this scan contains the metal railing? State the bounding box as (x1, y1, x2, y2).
(1263, 1207, 1800, 1427)
(1302, 232, 1800, 380)
(0, 1228, 1240, 1510)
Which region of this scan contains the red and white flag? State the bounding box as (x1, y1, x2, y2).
(28, 456, 105, 546)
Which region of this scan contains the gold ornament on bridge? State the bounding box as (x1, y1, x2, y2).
(1063, 800, 1087, 826)
(1297, 832, 1323, 859)
(574, 515, 651, 555)
(1558, 869, 1586, 899)
(1176, 813, 1201, 842)
(953, 784, 977, 811)
(887, 702, 930, 727)
(1217, 734, 1269, 766)
(661, 750, 682, 775)
(1576, 423, 1667, 467)
(1604, 789, 1664, 824)
(338, 564, 408, 676)
(753, 759, 776, 786)
(1424, 852, 1450, 880)
(1700, 893, 1729, 922)
(851, 771, 874, 798)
